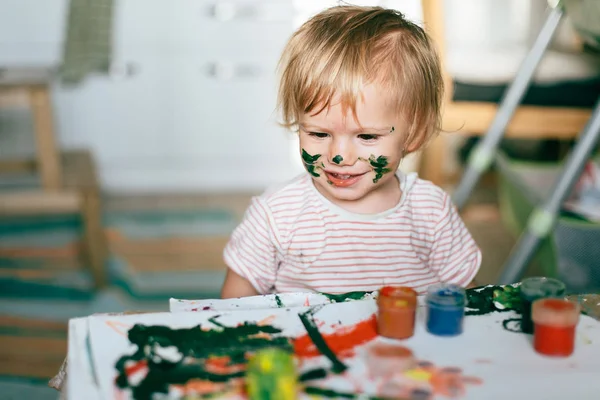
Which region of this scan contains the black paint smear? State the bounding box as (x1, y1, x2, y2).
(208, 316, 226, 328)
(502, 318, 523, 333)
(299, 367, 328, 382)
(298, 306, 348, 374)
(322, 291, 369, 303)
(114, 322, 293, 400)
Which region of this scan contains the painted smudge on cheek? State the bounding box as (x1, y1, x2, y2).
(358, 154, 392, 183)
(301, 149, 324, 178)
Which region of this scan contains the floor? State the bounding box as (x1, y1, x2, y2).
(0, 180, 527, 398)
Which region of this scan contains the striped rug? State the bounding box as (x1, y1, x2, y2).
(0, 200, 245, 386)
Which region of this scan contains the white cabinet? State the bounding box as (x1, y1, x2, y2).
(0, 0, 67, 65)
(0, 0, 299, 192)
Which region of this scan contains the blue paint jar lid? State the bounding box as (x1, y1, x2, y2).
(426, 283, 466, 308)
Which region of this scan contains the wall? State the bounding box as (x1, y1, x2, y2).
(0, 0, 540, 193)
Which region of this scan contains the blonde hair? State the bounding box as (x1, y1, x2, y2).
(277, 5, 443, 152)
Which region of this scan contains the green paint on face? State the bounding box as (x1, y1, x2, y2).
(332, 155, 343, 164)
(367, 155, 392, 183)
(301, 149, 322, 177)
(390, 126, 395, 133)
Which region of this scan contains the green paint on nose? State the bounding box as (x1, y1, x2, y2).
(332, 155, 343, 164)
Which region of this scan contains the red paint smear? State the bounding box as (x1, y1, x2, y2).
(125, 359, 147, 377)
(294, 315, 378, 358)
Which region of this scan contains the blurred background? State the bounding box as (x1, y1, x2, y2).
(0, 0, 599, 397)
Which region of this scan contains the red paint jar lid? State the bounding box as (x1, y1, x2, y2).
(532, 298, 580, 327)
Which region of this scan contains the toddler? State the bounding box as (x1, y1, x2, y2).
(221, 5, 481, 298)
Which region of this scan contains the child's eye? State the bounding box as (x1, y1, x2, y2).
(358, 134, 379, 141)
(309, 132, 329, 138)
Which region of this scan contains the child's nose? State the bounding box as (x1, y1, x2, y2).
(329, 139, 355, 166)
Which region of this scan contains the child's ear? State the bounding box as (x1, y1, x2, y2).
(404, 131, 425, 154)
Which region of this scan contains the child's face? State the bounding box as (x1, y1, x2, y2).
(298, 83, 409, 211)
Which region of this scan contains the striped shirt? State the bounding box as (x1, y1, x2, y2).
(224, 172, 481, 295)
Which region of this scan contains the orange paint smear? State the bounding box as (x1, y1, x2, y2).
(204, 356, 246, 374)
(294, 314, 378, 358)
(173, 379, 239, 396)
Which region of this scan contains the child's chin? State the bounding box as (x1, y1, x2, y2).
(323, 185, 368, 201)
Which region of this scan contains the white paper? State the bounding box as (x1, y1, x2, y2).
(169, 292, 377, 312)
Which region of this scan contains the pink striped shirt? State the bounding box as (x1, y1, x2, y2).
(224, 172, 481, 295)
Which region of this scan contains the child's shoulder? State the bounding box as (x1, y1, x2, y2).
(402, 172, 451, 211)
(254, 173, 314, 209)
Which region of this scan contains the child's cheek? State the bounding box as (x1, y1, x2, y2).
(300, 148, 324, 178)
(359, 153, 394, 184)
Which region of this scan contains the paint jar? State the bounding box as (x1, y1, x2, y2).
(376, 286, 418, 340)
(425, 284, 466, 337)
(520, 277, 566, 334)
(532, 298, 580, 357)
(246, 348, 298, 400)
(367, 344, 416, 378)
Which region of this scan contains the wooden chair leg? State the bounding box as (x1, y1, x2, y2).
(419, 133, 447, 186)
(81, 190, 108, 289)
(29, 85, 62, 191)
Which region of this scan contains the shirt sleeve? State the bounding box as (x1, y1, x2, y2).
(223, 197, 280, 294)
(428, 194, 482, 286)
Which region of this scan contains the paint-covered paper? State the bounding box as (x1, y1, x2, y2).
(169, 291, 377, 312)
(69, 291, 600, 400)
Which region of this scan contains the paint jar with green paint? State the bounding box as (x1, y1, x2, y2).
(246, 348, 298, 400)
(520, 277, 566, 334)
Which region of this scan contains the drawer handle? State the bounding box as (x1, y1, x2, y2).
(208, 2, 293, 21)
(109, 62, 139, 80)
(204, 62, 263, 80)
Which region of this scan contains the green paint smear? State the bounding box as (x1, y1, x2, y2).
(466, 285, 527, 335)
(304, 386, 397, 400)
(114, 320, 294, 400)
(465, 285, 521, 316)
(332, 155, 343, 164)
(301, 149, 322, 177)
(321, 291, 370, 303)
(274, 295, 284, 308)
